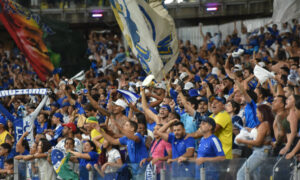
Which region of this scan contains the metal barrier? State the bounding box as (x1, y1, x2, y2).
(13, 157, 298, 180)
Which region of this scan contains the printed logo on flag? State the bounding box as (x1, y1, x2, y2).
(51, 148, 66, 171)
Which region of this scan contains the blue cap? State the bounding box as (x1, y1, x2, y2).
(50, 102, 59, 108)
(189, 89, 199, 97)
(202, 117, 216, 131)
(53, 113, 63, 122)
(160, 104, 171, 112)
(199, 97, 208, 104)
(213, 96, 226, 104)
(61, 102, 71, 108)
(0, 116, 6, 126)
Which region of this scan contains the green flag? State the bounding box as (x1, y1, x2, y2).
(56, 152, 79, 180)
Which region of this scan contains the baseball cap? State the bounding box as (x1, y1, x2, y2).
(53, 113, 63, 122)
(211, 96, 226, 104)
(234, 64, 243, 72)
(184, 82, 194, 90)
(113, 99, 128, 109)
(188, 89, 199, 97)
(50, 102, 59, 108)
(62, 122, 77, 132)
(199, 97, 208, 104)
(86, 116, 98, 123)
(202, 117, 216, 131)
(160, 104, 171, 112)
(179, 72, 188, 81)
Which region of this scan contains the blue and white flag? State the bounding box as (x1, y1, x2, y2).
(0, 88, 47, 97)
(110, 0, 179, 81)
(117, 89, 140, 103)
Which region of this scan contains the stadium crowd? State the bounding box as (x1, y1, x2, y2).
(0, 18, 300, 180)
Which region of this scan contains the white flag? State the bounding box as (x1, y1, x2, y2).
(272, 0, 300, 23)
(110, 0, 178, 81)
(254, 65, 274, 84)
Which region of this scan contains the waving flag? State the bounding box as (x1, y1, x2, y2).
(0, 0, 88, 81)
(110, 0, 178, 81)
(272, 0, 300, 23)
(52, 148, 78, 180)
(117, 89, 140, 103)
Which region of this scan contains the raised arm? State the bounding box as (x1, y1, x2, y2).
(156, 119, 178, 141)
(100, 128, 121, 145)
(86, 93, 110, 116)
(31, 95, 49, 119)
(141, 87, 160, 123)
(16, 131, 29, 153)
(243, 74, 255, 91)
(0, 102, 16, 122)
(147, 92, 164, 107)
(176, 87, 195, 116)
(235, 77, 252, 104)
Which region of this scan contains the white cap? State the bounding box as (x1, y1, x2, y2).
(155, 82, 166, 90)
(113, 99, 128, 109)
(88, 55, 95, 60)
(211, 67, 219, 75)
(184, 82, 194, 90)
(179, 72, 188, 81)
(107, 49, 112, 55)
(232, 48, 244, 58)
(234, 64, 243, 72)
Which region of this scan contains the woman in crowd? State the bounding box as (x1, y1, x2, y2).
(225, 100, 243, 158)
(69, 140, 99, 179)
(94, 139, 123, 179)
(236, 104, 274, 180)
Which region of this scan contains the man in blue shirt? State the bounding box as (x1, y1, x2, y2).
(234, 77, 260, 128)
(156, 120, 195, 178)
(178, 117, 225, 179)
(45, 113, 64, 146)
(101, 120, 148, 179)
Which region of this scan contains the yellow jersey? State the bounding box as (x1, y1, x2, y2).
(90, 129, 104, 154)
(210, 111, 233, 159)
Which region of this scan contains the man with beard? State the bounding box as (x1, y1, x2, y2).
(187, 96, 232, 159)
(107, 99, 129, 136)
(272, 95, 288, 155)
(176, 87, 198, 133)
(156, 120, 195, 179)
(178, 117, 225, 180)
(141, 88, 170, 125)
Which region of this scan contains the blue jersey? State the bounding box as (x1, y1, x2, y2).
(168, 133, 195, 159)
(197, 135, 224, 158)
(119, 132, 148, 163)
(245, 100, 260, 128)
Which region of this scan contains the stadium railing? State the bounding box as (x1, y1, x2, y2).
(13, 157, 300, 180)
